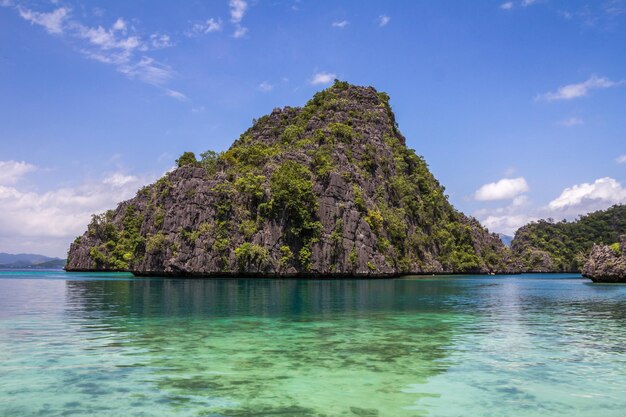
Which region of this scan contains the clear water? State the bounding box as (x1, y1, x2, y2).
(1, 271, 625, 417)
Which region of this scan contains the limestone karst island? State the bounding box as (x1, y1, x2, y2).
(66, 82, 626, 282)
(2, 2, 626, 417)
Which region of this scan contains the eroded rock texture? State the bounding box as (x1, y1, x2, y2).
(582, 236, 626, 282)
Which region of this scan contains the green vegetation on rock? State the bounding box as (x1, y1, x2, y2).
(511, 205, 626, 272)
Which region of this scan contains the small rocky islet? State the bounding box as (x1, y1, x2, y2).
(65, 81, 626, 280)
(582, 236, 626, 283)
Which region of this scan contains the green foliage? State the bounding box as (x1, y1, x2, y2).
(225, 143, 280, 170)
(364, 209, 383, 232)
(239, 219, 257, 239)
(269, 161, 320, 238)
(180, 227, 200, 244)
(280, 125, 304, 144)
(367, 261, 377, 271)
(353, 185, 366, 213)
(348, 247, 358, 269)
(211, 182, 235, 219)
(328, 122, 355, 142)
(279, 245, 293, 268)
(610, 242, 621, 255)
(146, 233, 166, 254)
(89, 205, 145, 270)
(359, 143, 377, 175)
(176, 151, 198, 167)
(299, 246, 312, 271)
(235, 173, 266, 208)
(234, 243, 269, 271)
(200, 150, 220, 174)
(153, 208, 165, 228)
(311, 146, 334, 181)
(512, 205, 626, 271)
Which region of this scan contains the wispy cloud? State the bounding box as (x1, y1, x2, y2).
(258, 81, 273, 92)
(500, 2, 514, 10)
(185, 18, 223, 37)
(537, 75, 624, 102)
(229, 0, 247, 23)
(522, 0, 537, 6)
(233, 25, 248, 38)
(18, 6, 69, 34)
(310, 71, 336, 85)
(616, 154, 626, 164)
(332, 20, 349, 28)
(229, 0, 248, 38)
(164, 89, 188, 102)
(558, 117, 583, 127)
(0, 161, 36, 185)
(474, 177, 529, 201)
(378, 14, 390, 27)
(7, 4, 183, 99)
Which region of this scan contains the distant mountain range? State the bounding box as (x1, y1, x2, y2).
(498, 234, 513, 247)
(0, 253, 66, 269)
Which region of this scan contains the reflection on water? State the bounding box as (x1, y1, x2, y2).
(1, 272, 626, 416)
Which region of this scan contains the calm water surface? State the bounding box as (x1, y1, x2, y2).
(1, 271, 625, 416)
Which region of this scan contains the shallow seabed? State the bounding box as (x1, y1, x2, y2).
(1, 271, 625, 416)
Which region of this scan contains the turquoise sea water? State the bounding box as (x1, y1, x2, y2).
(1, 271, 625, 416)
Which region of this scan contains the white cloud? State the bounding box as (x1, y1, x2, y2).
(164, 89, 188, 101)
(617, 154, 626, 164)
(118, 56, 173, 86)
(537, 75, 624, 102)
(332, 20, 349, 28)
(522, 0, 537, 6)
(18, 6, 69, 34)
(258, 81, 273, 92)
(475, 177, 626, 236)
(0, 165, 153, 257)
(206, 18, 223, 32)
(102, 173, 138, 187)
(310, 71, 336, 85)
(112, 18, 126, 32)
(548, 177, 626, 212)
(474, 195, 535, 235)
(500, 2, 514, 10)
(0, 161, 36, 185)
(378, 14, 390, 27)
(186, 18, 223, 37)
(474, 177, 529, 201)
(233, 25, 248, 38)
(150, 33, 172, 49)
(558, 117, 583, 127)
(229, 0, 248, 23)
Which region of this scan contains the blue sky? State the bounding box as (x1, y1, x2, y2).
(1, 0, 625, 257)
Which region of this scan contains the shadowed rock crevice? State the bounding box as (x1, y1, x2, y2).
(66, 81, 513, 276)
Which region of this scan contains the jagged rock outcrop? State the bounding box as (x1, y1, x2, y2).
(582, 236, 626, 282)
(67, 81, 514, 277)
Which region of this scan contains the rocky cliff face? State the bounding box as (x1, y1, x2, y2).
(67, 81, 514, 277)
(582, 236, 626, 282)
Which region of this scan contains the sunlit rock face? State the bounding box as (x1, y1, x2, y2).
(583, 236, 626, 283)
